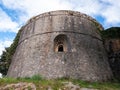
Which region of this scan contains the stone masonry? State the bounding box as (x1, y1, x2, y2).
(7, 10, 112, 82)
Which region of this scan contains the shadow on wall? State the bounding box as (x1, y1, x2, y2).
(107, 40, 120, 81)
(102, 27, 120, 81)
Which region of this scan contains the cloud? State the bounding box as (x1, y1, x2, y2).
(0, 39, 12, 55)
(1, 0, 120, 29)
(71, 0, 120, 28)
(0, 73, 2, 78)
(0, 8, 19, 33)
(1, 0, 73, 25)
(101, 0, 120, 26)
(69, 0, 102, 16)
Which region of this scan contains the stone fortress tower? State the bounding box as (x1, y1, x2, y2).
(7, 10, 112, 82)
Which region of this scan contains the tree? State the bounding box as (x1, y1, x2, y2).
(0, 29, 22, 75)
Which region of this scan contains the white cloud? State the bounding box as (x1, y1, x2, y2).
(0, 73, 2, 78)
(1, 0, 73, 25)
(0, 8, 19, 33)
(0, 39, 12, 55)
(69, 0, 103, 16)
(1, 0, 120, 29)
(70, 0, 120, 28)
(101, 0, 120, 25)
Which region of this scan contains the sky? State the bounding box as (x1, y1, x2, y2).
(0, 0, 120, 55)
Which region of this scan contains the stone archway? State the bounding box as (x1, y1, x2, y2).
(54, 34, 68, 52)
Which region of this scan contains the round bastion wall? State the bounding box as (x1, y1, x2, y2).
(7, 10, 112, 82)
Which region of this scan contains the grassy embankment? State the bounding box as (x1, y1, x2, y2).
(0, 75, 120, 90)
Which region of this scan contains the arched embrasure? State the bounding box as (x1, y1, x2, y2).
(54, 34, 68, 52)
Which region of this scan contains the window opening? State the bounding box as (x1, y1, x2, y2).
(58, 45, 63, 52)
(54, 34, 69, 52)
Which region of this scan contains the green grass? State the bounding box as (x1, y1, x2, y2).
(0, 75, 120, 90)
(72, 79, 120, 90)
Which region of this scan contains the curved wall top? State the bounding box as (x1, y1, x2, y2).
(19, 10, 103, 43)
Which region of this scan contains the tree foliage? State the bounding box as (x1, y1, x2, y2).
(100, 27, 120, 39)
(0, 29, 22, 75)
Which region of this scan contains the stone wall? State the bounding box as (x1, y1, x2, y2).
(7, 10, 112, 82)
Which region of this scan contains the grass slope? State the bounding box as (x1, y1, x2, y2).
(0, 75, 120, 90)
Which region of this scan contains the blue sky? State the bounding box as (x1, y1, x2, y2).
(0, 0, 120, 55)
